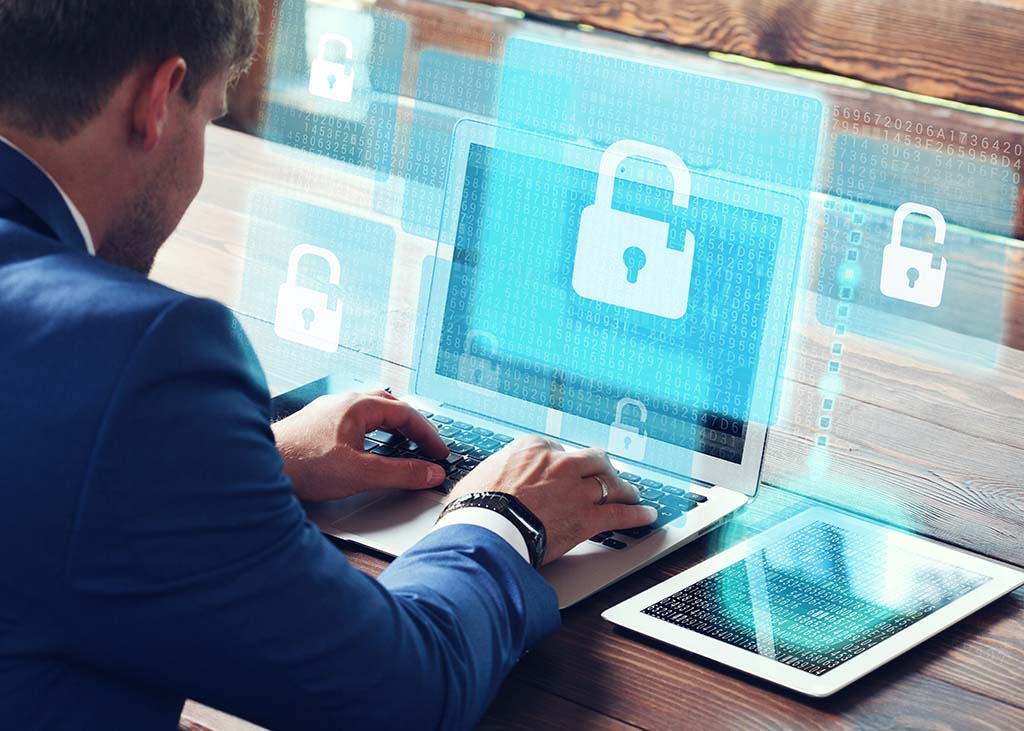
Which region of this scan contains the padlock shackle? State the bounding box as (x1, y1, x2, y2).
(317, 32, 354, 62)
(464, 329, 499, 356)
(614, 397, 648, 426)
(595, 140, 691, 211)
(286, 244, 342, 287)
(890, 202, 946, 248)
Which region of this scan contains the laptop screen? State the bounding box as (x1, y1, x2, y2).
(432, 142, 788, 465)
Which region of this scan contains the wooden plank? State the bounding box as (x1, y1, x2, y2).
(471, 0, 1024, 117)
(481, 677, 642, 730)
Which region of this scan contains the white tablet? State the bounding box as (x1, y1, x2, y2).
(602, 507, 1024, 697)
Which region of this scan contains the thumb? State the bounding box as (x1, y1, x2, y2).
(357, 453, 447, 490)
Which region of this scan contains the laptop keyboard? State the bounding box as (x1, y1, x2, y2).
(362, 410, 710, 551)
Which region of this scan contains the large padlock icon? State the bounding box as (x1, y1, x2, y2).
(572, 139, 696, 320)
(608, 398, 649, 461)
(274, 244, 344, 353)
(879, 202, 947, 308)
(309, 33, 355, 103)
(457, 330, 501, 394)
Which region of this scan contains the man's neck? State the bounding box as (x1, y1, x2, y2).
(0, 126, 121, 254)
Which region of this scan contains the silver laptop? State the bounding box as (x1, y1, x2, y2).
(303, 120, 809, 608)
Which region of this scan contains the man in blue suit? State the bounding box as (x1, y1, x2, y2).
(0, 2, 655, 729)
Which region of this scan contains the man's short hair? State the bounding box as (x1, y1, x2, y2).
(0, 0, 260, 140)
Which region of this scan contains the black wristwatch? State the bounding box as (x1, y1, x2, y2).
(438, 492, 547, 568)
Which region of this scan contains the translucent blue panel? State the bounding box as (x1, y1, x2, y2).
(237, 192, 394, 392)
(498, 38, 824, 193)
(828, 134, 1019, 237)
(401, 52, 501, 238)
(427, 130, 806, 464)
(259, 1, 406, 180)
(816, 134, 1014, 366)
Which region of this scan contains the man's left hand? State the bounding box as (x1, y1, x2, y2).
(272, 391, 450, 502)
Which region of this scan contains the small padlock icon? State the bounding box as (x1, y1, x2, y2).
(572, 139, 696, 320)
(457, 330, 501, 393)
(309, 33, 355, 103)
(608, 398, 649, 461)
(274, 244, 344, 353)
(879, 202, 947, 308)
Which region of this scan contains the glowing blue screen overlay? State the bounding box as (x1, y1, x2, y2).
(498, 39, 824, 194)
(237, 192, 394, 393)
(400, 51, 501, 239)
(416, 123, 808, 475)
(259, 2, 406, 181)
(815, 135, 1013, 368)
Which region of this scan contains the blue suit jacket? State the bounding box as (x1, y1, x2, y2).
(0, 140, 559, 730)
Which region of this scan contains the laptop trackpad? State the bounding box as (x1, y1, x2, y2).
(334, 491, 445, 557)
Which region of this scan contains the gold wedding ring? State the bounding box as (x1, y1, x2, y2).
(593, 475, 610, 505)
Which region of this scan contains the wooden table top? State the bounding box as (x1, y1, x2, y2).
(163, 109, 1024, 729)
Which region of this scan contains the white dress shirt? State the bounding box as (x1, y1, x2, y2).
(432, 505, 530, 563)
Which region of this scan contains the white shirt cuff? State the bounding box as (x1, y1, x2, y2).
(431, 507, 531, 564)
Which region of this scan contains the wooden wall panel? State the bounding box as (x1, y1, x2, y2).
(473, 0, 1024, 117)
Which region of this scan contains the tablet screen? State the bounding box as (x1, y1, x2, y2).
(641, 519, 991, 676)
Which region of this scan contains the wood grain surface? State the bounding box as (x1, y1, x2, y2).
(469, 0, 1024, 117)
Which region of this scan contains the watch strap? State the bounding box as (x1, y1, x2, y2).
(439, 492, 547, 568)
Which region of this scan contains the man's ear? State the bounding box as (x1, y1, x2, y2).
(131, 57, 188, 152)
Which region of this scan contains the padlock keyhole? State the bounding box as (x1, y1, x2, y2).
(302, 308, 316, 330)
(906, 267, 920, 289)
(623, 436, 633, 449)
(327, 73, 337, 89)
(622, 246, 647, 284)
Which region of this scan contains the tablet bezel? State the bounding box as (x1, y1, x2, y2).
(601, 506, 1024, 697)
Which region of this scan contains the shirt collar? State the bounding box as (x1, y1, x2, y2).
(0, 135, 95, 256)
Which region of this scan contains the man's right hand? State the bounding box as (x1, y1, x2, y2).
(448, 436, 658, 565)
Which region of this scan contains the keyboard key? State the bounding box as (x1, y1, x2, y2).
(476, 438, 501, 452)
(367, 430, 406, 446)
(441, 453, 464, 471)
(653, 508, 681, 528)
(441, 437, 455, 447)
(590, 532, 612, 543)
(405, 441, 420, 454)
(639, 488, 664, 501)
(435, 478, 455, 494)
(618, 472, 641, 483)
(453, 421, 474, 431)
(457, 432, 481, 445)
(439, 425, 462, 439)
(364, 437, 380, 451)
(371, 445, 398, 457)
(687, 492, 708, 503)
(639, 479, 663, 489)
(602, 538, 627, 550)
(449, 441, 474, 454)
(450, 469, 470, 482)
(492, 434, 513, 444)
(417, 409, 434, 418)
(470, 447, 492, 460)
(460, 457, 481, 470)
(617, 525, 654, 540)
(639, 499, 661, 510)
(432, 415, 454, 425)
(661, 495, 697, 512)
(471, 427, 494, 437)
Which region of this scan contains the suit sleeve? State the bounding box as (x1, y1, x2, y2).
(61, 296, 560, 731)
